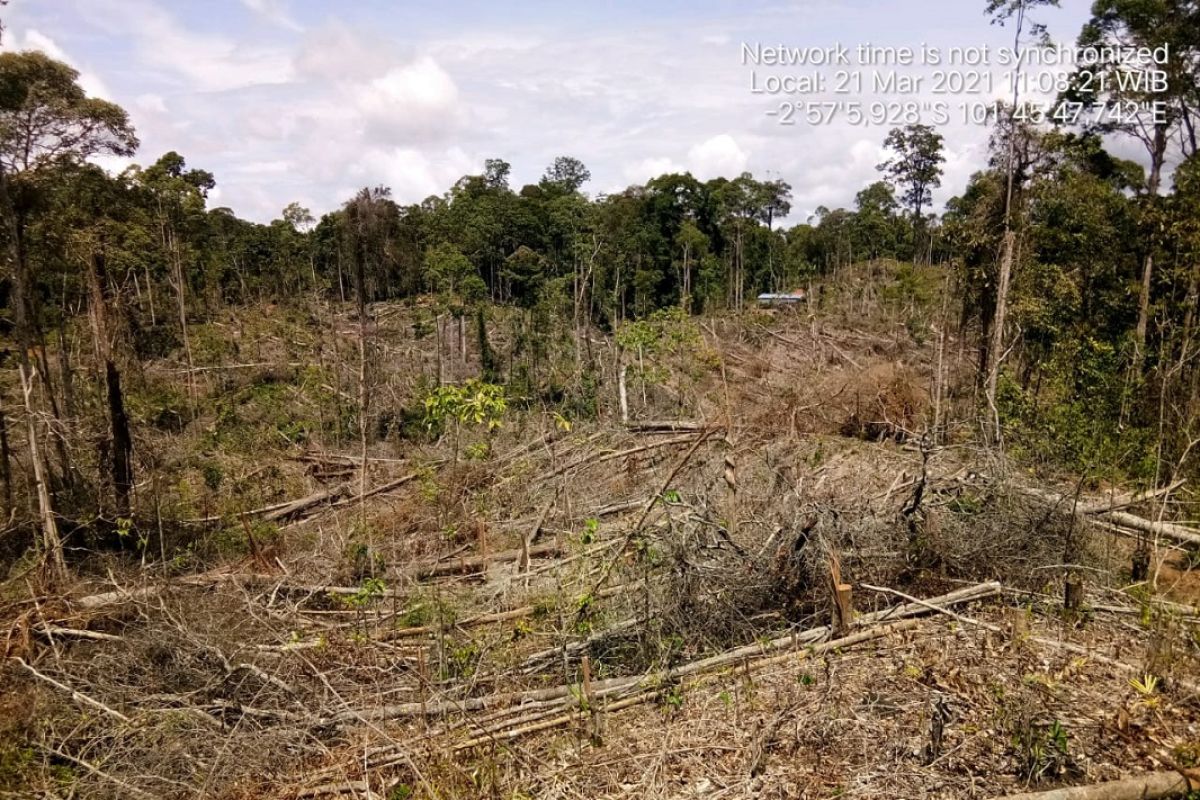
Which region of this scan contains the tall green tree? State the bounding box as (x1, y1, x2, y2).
(540, 156, 591, 194)
(1070, 0, 1200, 368)
(852, 181, 903, 259)
(878, 124, 946, 226)
(0, 52, 137, 384)
(0, 51, 137, 524)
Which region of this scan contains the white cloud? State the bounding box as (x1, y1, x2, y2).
(349, 146, 475, 203)
(355, 57, 461, 141)
(425, 32, 543, 63)
(19, 29, 70, 62)
(293, 24, 399, 81)
(78, 0, 292, 92)
(687, 134, 748, 179)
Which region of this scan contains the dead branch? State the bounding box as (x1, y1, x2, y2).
(36, 744, 156, 799)
(413, 541, 564, 579)
(34, 625, 124, 642)
(14, 657, 131, 723)
(539, 433, 708, 481)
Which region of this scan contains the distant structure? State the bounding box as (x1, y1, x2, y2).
(756, 289, 807, 307)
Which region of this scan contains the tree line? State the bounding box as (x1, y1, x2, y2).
(1, 0, 1200, 573)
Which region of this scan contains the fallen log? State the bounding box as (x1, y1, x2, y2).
(324, 582, 1000, 725)
(326, 470, 424, 509)
(1082, 481, 1184, 514)
(264, 484, 351, 521)
(667, 581, 1000, 682)
(539, 433, 710, 481)
(1098, 510, 1200, 548)
(183, 484, 351, 526)
(1019, 484, 1200, 549)
(187, 465, 436, 526)
(988, 771, 1198, 800)
(295, 451, 408, 467)
(595, 497, 646, 517)
(73, 569, 253, 609)
(625, 420, 709, 433)
(72, 572, 404, 610)
(72, 538, 554, 612)
(453, 618, 924, 751)
(867, 584, 1200, 696)
(414, 541, 564, 579)
(384, 581, 639, 640)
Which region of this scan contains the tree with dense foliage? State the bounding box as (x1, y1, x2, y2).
(1068, 0, 1200, 369)
(0, 51, 137, 575)
(877, 124, 945, 225)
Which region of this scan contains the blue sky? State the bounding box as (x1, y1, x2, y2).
(1, 0, 1103, 223)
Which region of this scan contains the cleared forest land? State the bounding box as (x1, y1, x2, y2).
(2, 262, 1198, 799)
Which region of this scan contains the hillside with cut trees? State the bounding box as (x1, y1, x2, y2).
(2, 1, 1200, 799)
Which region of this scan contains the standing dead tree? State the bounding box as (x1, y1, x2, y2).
(19, 364, 66, 580)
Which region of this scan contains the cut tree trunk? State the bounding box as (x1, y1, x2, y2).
(106, 361, 134, 517)
(618, 361, 629, 425)
(0, 392, 12, 514)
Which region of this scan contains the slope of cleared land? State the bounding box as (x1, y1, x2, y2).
(3, 264, 1199, 799)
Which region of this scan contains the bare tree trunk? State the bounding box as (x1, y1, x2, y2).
(436, 315, 444, 386)
(2, 164, 73, 482)
(358, 311, 369, 532)
(1132, 126, 1167, 375)
(19, 364, 66, 581)
(164, 224, 196, 407)
(143, 264, 156, 325)
(682, 247, 692, 312)
(987, 230, 1016, 439)
(0, 392, 12, 515)
(336, 251, 346, 303)
(87, 246, 134, 518)
(618, 360, 629, 426)
(107, 362, 133, 518)
(984, 0, 1028, 447)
